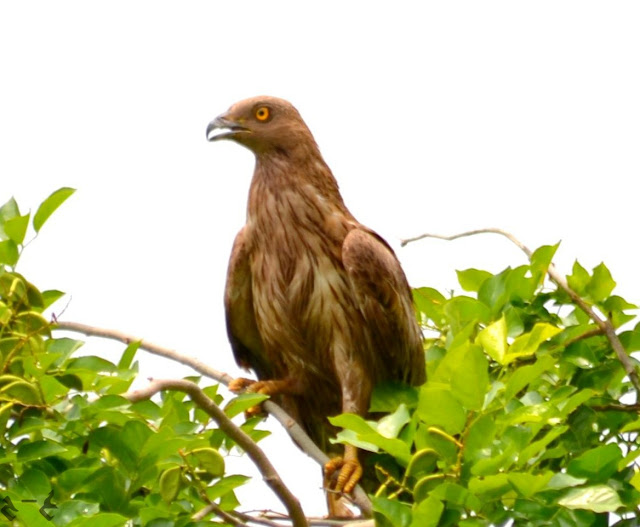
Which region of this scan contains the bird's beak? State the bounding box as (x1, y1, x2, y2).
(206, 114, 249, 142)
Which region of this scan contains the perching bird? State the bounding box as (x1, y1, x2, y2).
(206, 96, 425, 515)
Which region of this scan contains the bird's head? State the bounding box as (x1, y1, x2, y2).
(206, 96, 318, 156)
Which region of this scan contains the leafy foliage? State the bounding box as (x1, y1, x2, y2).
(0, 192, 266, 526)
(335, 246, 640, 526)
(2, 190, 639, 526)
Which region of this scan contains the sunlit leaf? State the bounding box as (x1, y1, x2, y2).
(586, 262, 616, 302)
(3, 214, 30, 245)
(456, 268, 492, 292)
(33, 187, 75, 233)
(508, 471, 553, 498)
(529, 243, 559, 284)
(190, 447, 225, 477)
(417, 386, 466, 434)
(504, 323, 562, 364)
(558, 485, 622, 513)
(476, 315, 508, 364)
(0, 240, 19, 266)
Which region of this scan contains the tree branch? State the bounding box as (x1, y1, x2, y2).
(52, 320, 372, 516)
(401, 228, 640, 400)
(126, 378, 308, 527)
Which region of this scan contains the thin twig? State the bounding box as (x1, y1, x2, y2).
(192, 501, 248, 525)
(126, 378, 308, 527)
(51, 320, 372, 516)
(402, 228, 640, 400)
(562, 327, 605, 349)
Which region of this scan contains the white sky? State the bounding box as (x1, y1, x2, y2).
(1, 1, 639, 518)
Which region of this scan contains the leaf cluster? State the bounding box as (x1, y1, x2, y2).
(0, 192, 268, 526)
(335, 245, 640, 526)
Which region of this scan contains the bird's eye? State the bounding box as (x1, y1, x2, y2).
(255, 106, 270, 121)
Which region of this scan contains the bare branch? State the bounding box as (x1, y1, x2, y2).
(126, 378, 308, 527)
(401, 228, 640, 400)
(401, 227, 532, 256)
(52, 320, 372, 516)
(54, 320, 233, 384)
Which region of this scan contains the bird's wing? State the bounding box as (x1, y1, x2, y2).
(342, 227, 425, 385)
(224, 227, 270, 378)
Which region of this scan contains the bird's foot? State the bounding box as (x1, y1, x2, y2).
(227, 377, 256, 393)
(324, 452, 363, 494)
(227, 378, 294, 418)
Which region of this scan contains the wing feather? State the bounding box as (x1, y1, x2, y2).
(342, 228, 425, 385)
(224, 227, 270, 378)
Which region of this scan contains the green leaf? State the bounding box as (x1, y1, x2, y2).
(190, 447, 225, 477)
(376, 404, 411, 438)
(41, 289, 65, 309)
(477, 315, 508, 364)
(504, 323, 562, 364)
(417, 386, 466, 434)
(17, 440, 67, 461)
(456, 268, 492, 292)
(0, 240, 19, 266)
(0, 197, 20, 223)
(68, 512, 129, 527)
(413, 287, 446, 326)
(329, 412, 376, 435)
(406, 448, 439, 479)
(159, 466, 182, 502)
(504, 355, 556, 400)
(3, 214, 30, 245)
(372, 495, 412, 527)
(529, 243, 559, 282)
(117, 340, 140, 370)
(586, 262, 616, 302)
(67, 355, 117, 373)
(40, 375, 69, 404)
(223, 392, 269, 418)
(468, 473, 511, 499)
(206, 474, 250, 500)
(33, 187, 75, 233)
(370, 381, 419, 412)
(450, 344, 489, 410)
(567, 444, 622, 481)
(567, 261, 590, 296)
(558, 485, 622, 513)
(429, 481, 481, 509)
(546, 473, 587, 489)
(517, 425, 568, 467)
(410, 495, 443, 527)
(0, 379, 42, 405)
(444, 296, 491, 333)
(508, 471, 553, 498)
(19, 468, 51, 497)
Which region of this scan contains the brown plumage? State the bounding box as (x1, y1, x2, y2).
(206, 96, 425, 513)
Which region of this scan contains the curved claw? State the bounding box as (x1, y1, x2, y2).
(324, 455, 363, 494)
(228, 377, 256, 393)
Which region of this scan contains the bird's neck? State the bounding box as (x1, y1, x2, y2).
(246, 150, 355, 242)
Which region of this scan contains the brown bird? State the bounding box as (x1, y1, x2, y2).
(206, 96, 425, 515)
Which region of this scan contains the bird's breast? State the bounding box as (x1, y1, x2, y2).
(247, 187, 355, 376)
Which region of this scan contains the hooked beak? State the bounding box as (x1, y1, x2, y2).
(206, 114, 250, 142)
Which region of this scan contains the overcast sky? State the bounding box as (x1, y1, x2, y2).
(1, 1, 639, 517)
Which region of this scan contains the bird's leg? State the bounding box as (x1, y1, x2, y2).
(228, 377, 302, 417)
(324, 358, 369, 498)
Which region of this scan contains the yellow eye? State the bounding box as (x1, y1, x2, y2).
(255, 106, 270, 121)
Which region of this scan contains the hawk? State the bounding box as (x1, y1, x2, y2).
(206, 96, 425, 513)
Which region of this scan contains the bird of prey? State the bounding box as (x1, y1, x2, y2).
(206, 96, 425, 514)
